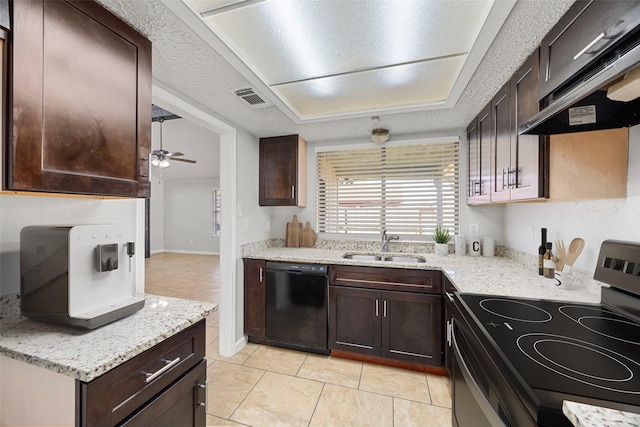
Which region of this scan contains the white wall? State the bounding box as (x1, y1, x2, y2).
(161, 178, 220, 254)
(0, 195, 141, 296)
(504, 125, 640, 272)
(149, 174, 164, 254)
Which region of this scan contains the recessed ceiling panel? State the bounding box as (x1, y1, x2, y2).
(273, 55, 466, 118)
(188, 0, 244, 14)
(184, 0, 502, 120)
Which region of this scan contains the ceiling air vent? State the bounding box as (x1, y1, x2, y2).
(231, 87, 272, 109)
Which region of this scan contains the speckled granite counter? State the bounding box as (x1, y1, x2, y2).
(0, 294, 216, 382)
(243, 245, 602, 303)
(563, 401, 640, 426)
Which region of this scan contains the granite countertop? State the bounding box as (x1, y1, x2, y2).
(244, 246, 601, 303)
(0, 294, 216, 382)
(563, 401, 640, 427)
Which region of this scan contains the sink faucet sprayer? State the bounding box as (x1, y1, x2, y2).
(381, 229, 399, 252)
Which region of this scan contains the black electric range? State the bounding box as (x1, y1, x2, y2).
(451, 240, 640, 427)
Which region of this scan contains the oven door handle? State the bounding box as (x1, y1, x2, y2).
(451, 321, 507, 427)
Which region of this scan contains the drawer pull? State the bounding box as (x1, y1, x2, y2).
(144, 357, 181, 383)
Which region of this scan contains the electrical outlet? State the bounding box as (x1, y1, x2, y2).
(244, 219, 250, 232)
(526, 227, 533, 242)
(266, 221, 271, 232)
(469, 223, 479, 236)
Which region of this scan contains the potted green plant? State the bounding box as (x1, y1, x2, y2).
(433, 225, 451, 256)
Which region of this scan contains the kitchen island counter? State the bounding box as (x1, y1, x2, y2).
(244, 246, 601, 303)
(0, 294, 216, 382)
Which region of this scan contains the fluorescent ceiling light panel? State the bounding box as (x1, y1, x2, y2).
(185, 0, 499, 120)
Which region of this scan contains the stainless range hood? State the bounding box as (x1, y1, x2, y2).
(520, 19, 640, 135)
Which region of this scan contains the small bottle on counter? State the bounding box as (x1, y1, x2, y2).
(538, 228, 547, 275)
(544, 242, 555, 278)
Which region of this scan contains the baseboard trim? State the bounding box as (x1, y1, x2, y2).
(151, 249, 220, 256)
(330, 349, 448, 376)
(233, 335, 249, 355)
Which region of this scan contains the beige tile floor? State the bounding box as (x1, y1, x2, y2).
(145, 253, 452, 427)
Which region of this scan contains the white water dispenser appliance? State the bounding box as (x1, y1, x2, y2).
(20, 224, 145, 329)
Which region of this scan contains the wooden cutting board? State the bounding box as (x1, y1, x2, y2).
(285, 215, 302, 247)
(301, 222, 317, 247)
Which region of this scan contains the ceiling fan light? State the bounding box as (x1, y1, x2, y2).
(151, 157, 160, 167)
(371, 128, 390, 143)
(159, 159, 171, 168)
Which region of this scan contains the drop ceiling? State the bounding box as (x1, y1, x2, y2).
(96, 0, 575, 142)
(184, 0, 510, 122)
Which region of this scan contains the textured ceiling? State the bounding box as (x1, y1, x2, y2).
(192, 0, 497, 120)
(96, 0, 575, 143)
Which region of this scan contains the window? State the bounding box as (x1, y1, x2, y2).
(213, 189, 221, 235)
(316, 139, 459, 237)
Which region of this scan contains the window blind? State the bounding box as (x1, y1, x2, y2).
(317, 141, 459, 236)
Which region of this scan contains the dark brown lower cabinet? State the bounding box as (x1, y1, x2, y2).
(77, 320, 206, 427)
(244, 259, 266, 340)
(119, 361, 206, 427)
(382, 291, 442, 365)
(330, 286, 381, 355)
(330, 286, 442, 366)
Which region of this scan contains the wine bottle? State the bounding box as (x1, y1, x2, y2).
(538, 228, 547, 275)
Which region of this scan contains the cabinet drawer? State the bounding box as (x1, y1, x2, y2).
(77, 320, 206, 426)
(119, 360, 206, 427)
(329, 265, 441, 294)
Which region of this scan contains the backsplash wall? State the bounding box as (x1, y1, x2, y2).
(0, 195, 142, 296)
(504, 124, 640, 272)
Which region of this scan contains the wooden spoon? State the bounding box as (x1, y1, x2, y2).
(565, 238, 585, 267)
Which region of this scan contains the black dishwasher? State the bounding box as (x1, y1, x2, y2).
(265, 262, 329, 354)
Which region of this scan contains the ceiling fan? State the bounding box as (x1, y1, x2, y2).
(151, 116, 197, 168)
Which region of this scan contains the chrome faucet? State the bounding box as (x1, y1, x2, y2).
(381, 229, 399, 252)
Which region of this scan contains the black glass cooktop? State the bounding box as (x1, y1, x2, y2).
(460, 294, 640, 406)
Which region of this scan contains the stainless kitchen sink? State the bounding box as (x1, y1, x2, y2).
(342, 254, 383, 261)
(382, 255, 426, 263)
(342, 253, 426, 263)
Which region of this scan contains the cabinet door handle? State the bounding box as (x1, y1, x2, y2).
(197, 382, 208, 411)
(502, 169, 508, 189)
(445, 291, 454, 302)
(446, 320, 452, 346)
(473, 180, 483, 196)
(375, 299, 379, 317)
(383, 299, 387, 318)
(573, 32, 606, 60)
(291, 185, 295, 199)
(144, 357, 181, 383)
(259, 267, 264, 283)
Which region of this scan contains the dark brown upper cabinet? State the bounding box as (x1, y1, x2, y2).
(467, 103, 492, 205)
(490, 51, 547, 203)
(538, 0, 640, 102)
(259, 134, 307, 206)
(509, 51, 547, 201)
(8, 0, 151, 197)
(468, 51, 548, 205)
